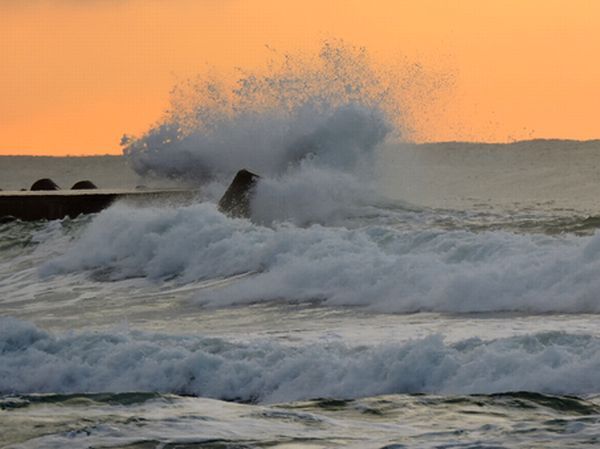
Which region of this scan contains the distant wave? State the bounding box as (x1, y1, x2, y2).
(2, 318, 600, 403)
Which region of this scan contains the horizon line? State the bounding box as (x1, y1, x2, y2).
(3, 137, 600, 157)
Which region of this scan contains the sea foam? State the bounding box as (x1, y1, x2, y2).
(122, 42, 400, 184)
(34, 42, 600, 315)
(41, 202, 600, 314)
(2, 317, 600, 402)
(121, 42, 424, 229)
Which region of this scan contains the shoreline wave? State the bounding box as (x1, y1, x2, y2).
(2, 318, 600, 403)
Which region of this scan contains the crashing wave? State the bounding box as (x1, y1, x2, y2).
(2, 317, 600, 403)
(41, 202, 600, 314)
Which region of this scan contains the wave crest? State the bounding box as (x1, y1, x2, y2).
(41, 202, 600, 314)
(122, 42, 398, 184)
(2, 318, 600, 403)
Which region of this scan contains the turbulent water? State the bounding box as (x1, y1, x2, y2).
(4, 44, 600, 448)
(4, 139, 600, 448)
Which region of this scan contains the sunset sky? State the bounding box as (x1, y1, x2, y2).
(1, 0, 599, 155)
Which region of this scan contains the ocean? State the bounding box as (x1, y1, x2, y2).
(2, 137, 600, 448)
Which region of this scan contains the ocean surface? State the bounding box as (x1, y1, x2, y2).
(3, 138, 600, 448)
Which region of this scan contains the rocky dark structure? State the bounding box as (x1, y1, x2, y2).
(0, 189, 195, 221)
(30, 178, 60, 191)
(71, 180, 98, 190)
(0, 193, 114, 220)
(218, 169, 260, 218)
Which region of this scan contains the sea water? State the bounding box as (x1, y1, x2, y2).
(3, 43, 600, 448)
(3, 139, 600, 448)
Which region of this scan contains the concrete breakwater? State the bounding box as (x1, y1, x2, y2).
(0, 189, 196, 221)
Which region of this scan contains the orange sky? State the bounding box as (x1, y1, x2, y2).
(1, 0, 599, 155)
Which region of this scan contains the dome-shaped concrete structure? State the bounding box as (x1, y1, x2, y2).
(71, 180, 98, 190)
(30, 178, 60, 191)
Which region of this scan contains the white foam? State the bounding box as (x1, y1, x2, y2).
(127, 104, 387, 179)
(123, 42, 396, 185)
(41, 201, 600, 314)
(121, 42, 400, 225)
(250, 163, 380, 226)
(2, 318, 600, 402)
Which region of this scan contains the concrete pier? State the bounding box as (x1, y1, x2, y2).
(0, 189, 196, 221)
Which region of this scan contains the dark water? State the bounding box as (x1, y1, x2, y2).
(3, 392, 600, 448)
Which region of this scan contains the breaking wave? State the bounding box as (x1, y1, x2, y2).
(41, 202, 600, 314)
(120, 41, 446, 224)
(2, 318, 600, 403)
(122, 42, 399, 184)
(29, 41, 600, 316)
(124, 102, 390, 185)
